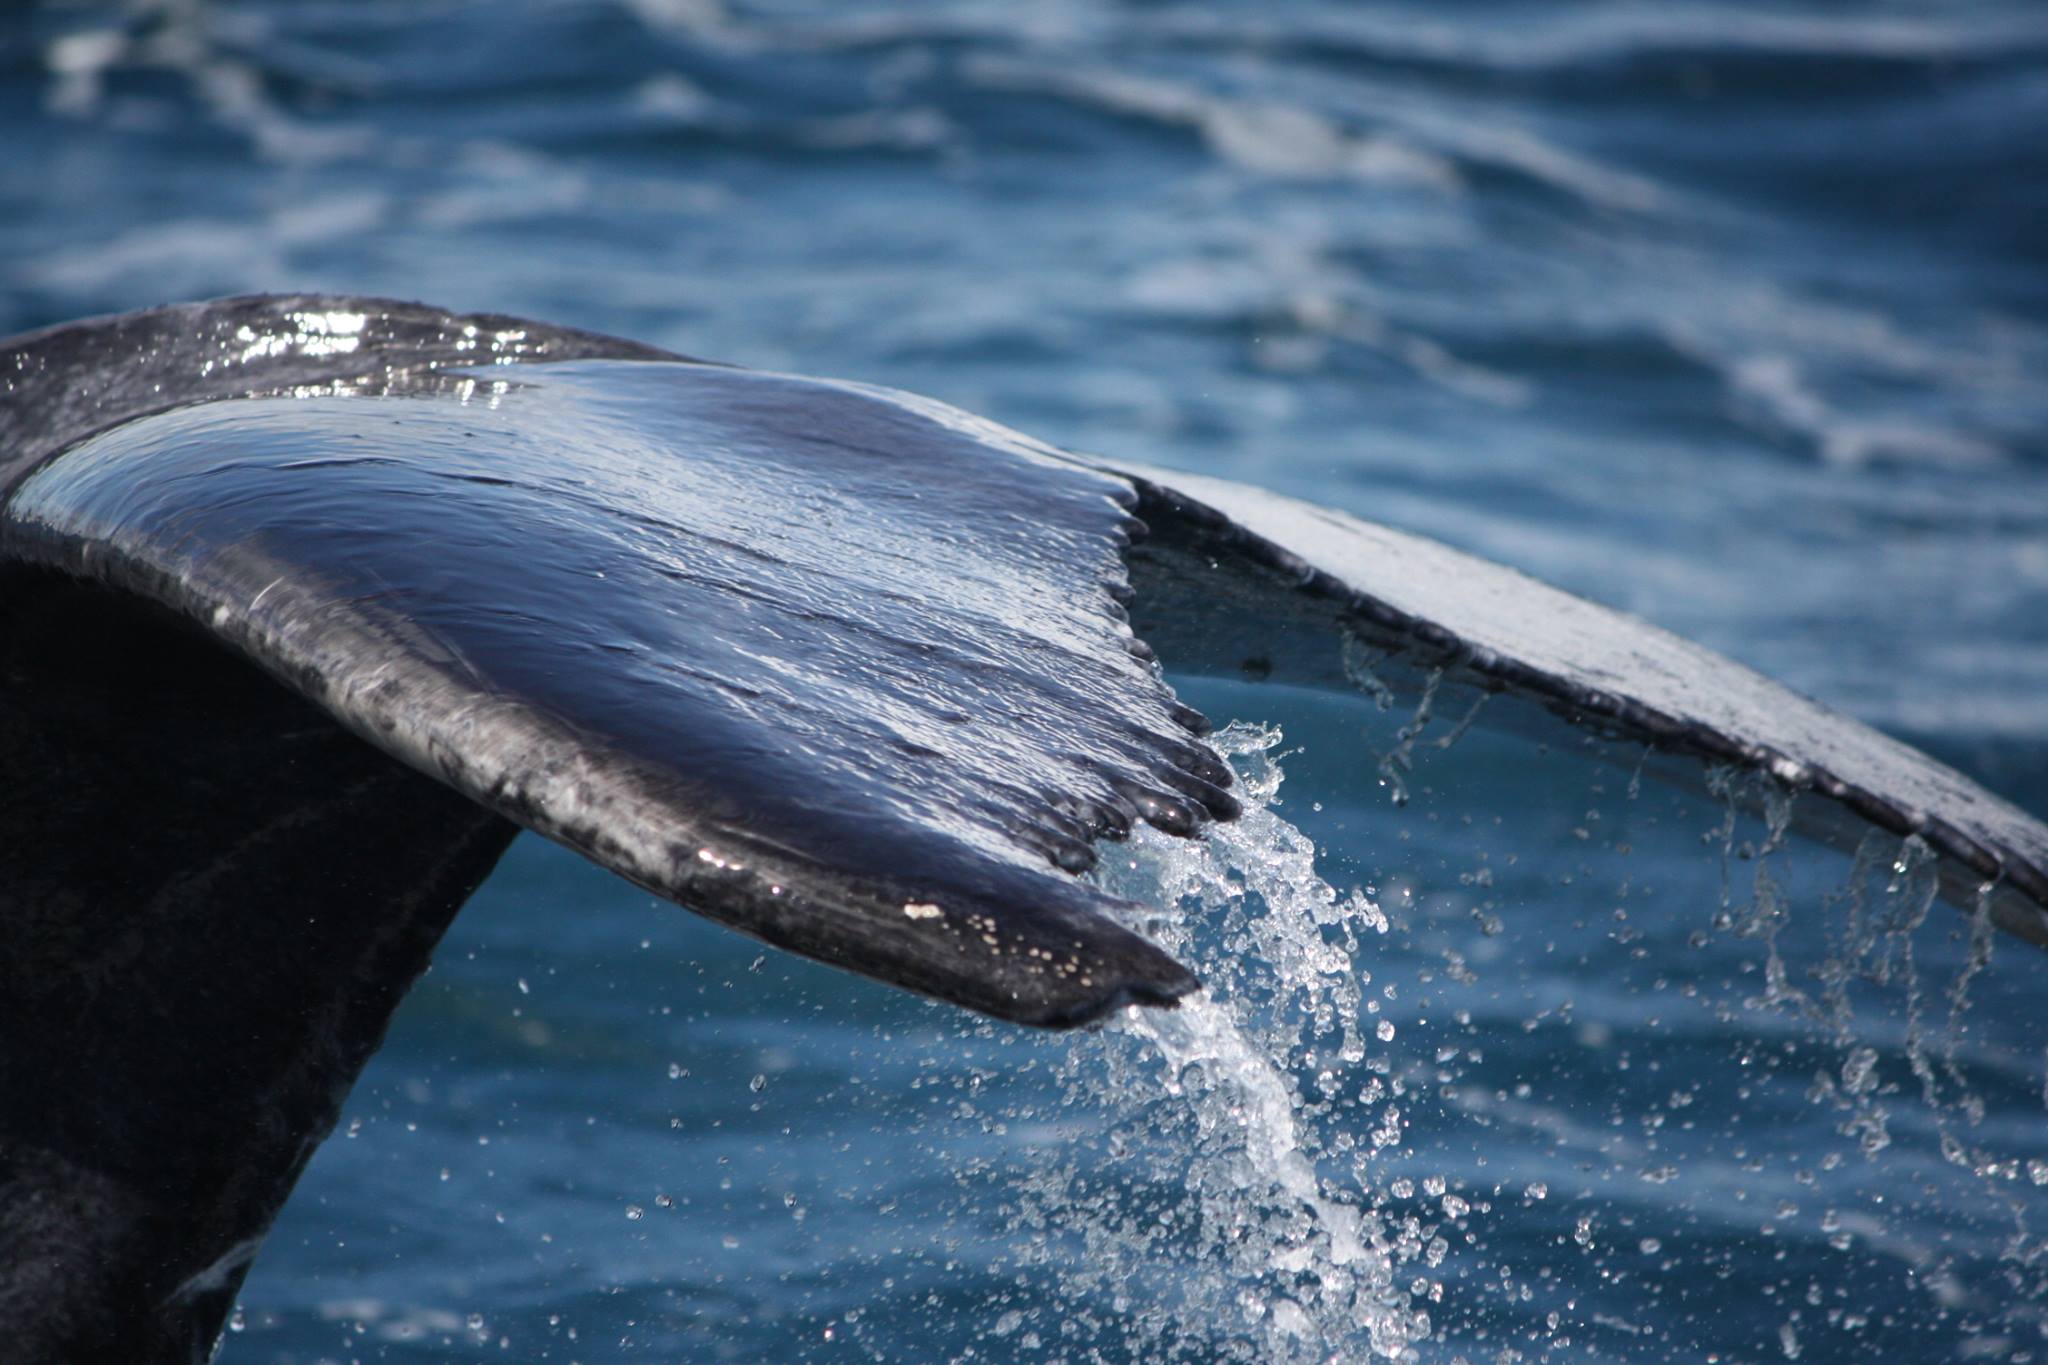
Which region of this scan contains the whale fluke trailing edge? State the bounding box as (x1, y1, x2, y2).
(3, 296, 2044, 1361)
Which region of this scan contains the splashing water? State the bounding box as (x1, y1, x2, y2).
(1003, 722, 1430, 1363)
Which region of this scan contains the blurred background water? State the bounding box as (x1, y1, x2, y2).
(4, 2, 2047, 1361)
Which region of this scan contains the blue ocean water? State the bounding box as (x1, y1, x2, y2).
(4, 2, 2047, 1361)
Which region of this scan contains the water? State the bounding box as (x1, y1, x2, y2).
(4, 1, 2047, 1360)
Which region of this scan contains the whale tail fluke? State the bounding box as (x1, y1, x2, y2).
(4, 296, 2047, 1361)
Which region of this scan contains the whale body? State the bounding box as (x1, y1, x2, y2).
(3, 296, 2043, 1361)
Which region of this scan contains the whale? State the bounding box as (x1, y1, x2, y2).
(3, 295, 2044, 1362)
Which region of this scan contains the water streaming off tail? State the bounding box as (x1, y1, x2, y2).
(1012, 722, 1425, 1362)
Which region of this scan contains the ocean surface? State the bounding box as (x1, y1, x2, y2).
(5, 2, 2048, 1361)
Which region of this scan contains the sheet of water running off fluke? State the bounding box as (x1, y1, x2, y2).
(2, 1, 2047, 1362)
